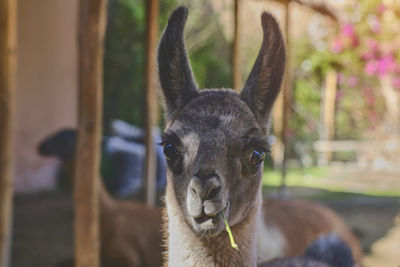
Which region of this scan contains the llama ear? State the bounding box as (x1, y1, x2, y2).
(158, 6, 199, 116)
(240, 12, 286, 123)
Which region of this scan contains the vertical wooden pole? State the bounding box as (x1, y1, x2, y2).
(381, 76, 400, 132)
(320, 70, 337, 163)
(0, 0, 17, 266)
(232, 0, 241, 91)
(75, 0, 107, 266)
(272, 2, 291, 191)
(272, 94, 284, 167)
(272, 3, 288, 169)
(281, 2, 292, 187)
(144, 0, 159, 206)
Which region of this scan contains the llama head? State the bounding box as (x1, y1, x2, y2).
(38, 129, 77, 160)
(158, 6, 285, 238)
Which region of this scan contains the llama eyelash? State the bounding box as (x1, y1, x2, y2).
(242, 136, 270, 154)
(161, 131, 182, 146)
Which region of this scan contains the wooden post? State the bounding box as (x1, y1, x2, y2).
(75, 0, 107, 266)
(320, 70, 337, 163)
(144, 0, 159, 206)
(272, 94, 285, 168)
(272, 3, 288, 168)
(381, 76, 400, 132)
(232, 0, 241, 91)
(0, 0, 17, 266)
(272, 2, 291, 191)
(281, 2, 292, 188)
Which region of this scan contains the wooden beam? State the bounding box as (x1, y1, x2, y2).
(321, 70, 337, 163)
(258, 0, 338, 21)
(291, 0, 338, 22)
(314, 140, 380, 152)
(280, 1, 292, 189)
(75, 0, 107, 266)
(270, 2, 292, 191)
(272, 92, 285, 167)
(272, 2, 291, 174)
(381, 76, 400, 132)
(232, 0, 241, 91)
(144, 0, 159, 206)
(0, 0, 17, 266)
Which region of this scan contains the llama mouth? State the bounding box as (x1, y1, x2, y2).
(191, 203, 229, 232)
(194, 213, 215, 224)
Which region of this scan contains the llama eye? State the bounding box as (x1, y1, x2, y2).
(163, 143, 179, 161)
(249, 150, 265, 166)
(163, 143, 183, 174)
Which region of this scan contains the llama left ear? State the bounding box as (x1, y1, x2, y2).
(240, 12, 286, 123)
(158, 6, 199, 117)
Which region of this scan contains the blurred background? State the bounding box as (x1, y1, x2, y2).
(6, 0, 400, 266)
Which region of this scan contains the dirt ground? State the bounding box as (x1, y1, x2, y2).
(12, 193, 73, 267)
(11, 185, 399, 267)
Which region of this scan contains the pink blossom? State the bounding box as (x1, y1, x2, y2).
(367, 39, 379, 51)
(368, 110, 378, 127)
(362, 39, 379, 61)
(340, 23, 359, 48)
(367, 15, 381, 33)
(371, 20, 381, 33)
(336, 90, 343, 101)
(363, 87, 375, 106)
(331, 37, 343, 53)
(347, 76, 358, 87)
(377, 54, 399, 77)
(377, 4, 386, 15)
(341, 23, 355, 37)
(392, 77, 400, 89)
(350, 36, 359, 48)
(337, 73, 344, 84)
(362, 51, 375, 61)
(365, 60, 379, 76)
(364, 54, 399, 77)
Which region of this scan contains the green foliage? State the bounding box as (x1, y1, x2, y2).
(289, 0, 400, 147)
(262, 166, 400, 197)
(103, 0, 176, 133)
(289, 77, 320, 143)
(262, 166, 328, 187)
(190, 35, 232, 89)
(103, 0, 232, 132)
(103, 0, 146, 133)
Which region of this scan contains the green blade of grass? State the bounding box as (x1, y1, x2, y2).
(221, 212, 239, 250)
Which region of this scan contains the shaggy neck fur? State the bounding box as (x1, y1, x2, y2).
(164, 182, 262, 267)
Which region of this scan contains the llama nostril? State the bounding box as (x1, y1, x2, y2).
(189, 176, 221, 200)
(191, 187, 197, 195)
(207, 185, 221, 199)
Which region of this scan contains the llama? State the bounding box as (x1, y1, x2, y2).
(38, 128, 362, 266)
(158, 6, 362, 266)
(258, 198, 362, 263)
(260, 234, 355, 267)
(38, 130, 163, 267)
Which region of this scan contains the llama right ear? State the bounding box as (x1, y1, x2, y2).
(240, 12, 286, 123)
(158, 6, 199, 116)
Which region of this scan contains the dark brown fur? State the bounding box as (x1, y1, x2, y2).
(38, 137, 163, 267)
(98, 182, 163, 267)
